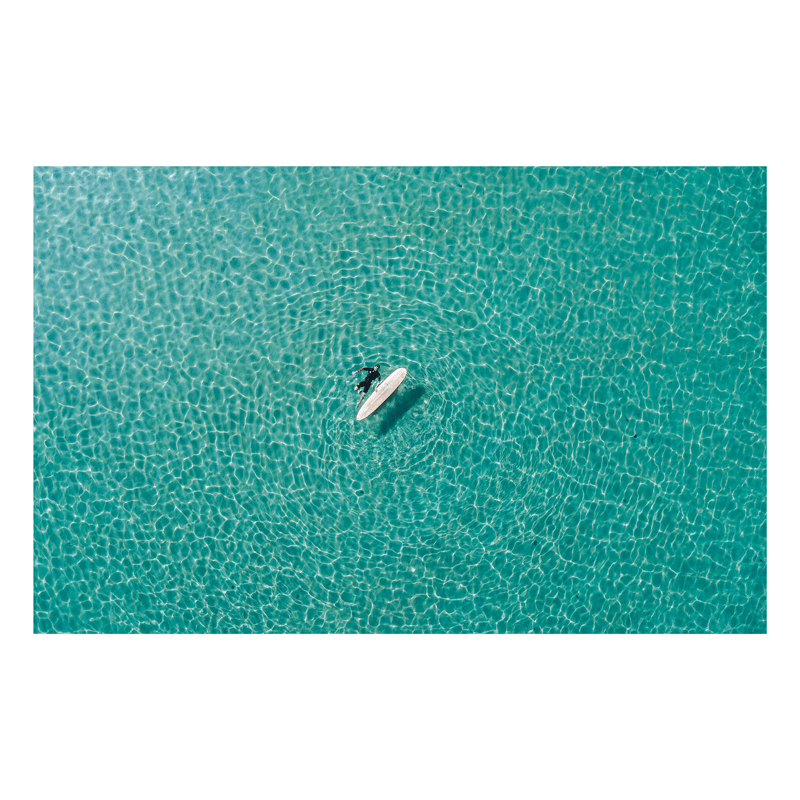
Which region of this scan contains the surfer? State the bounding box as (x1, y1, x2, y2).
(353, 364, 381, 410)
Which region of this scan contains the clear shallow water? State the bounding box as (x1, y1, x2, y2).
(33, 167, 766, 633)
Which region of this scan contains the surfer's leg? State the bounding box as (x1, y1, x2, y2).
(356, 391, 367, 410)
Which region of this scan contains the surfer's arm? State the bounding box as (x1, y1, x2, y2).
(352, 367, 369, 375)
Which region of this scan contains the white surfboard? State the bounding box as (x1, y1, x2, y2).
(356, 368, 407, 421)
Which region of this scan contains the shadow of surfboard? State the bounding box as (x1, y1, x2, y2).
(376, 386, 426, 436)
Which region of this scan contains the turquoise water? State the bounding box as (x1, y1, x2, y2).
(33, 167, 766, 633)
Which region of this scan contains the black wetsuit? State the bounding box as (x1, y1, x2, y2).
(354, 365, 381, 395)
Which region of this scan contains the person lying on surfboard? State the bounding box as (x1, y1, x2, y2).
(353, 364, 381, 410)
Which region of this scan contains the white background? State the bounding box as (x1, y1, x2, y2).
(4, 2, 795, 798)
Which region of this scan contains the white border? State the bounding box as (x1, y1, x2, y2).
(6, 2, 796, 798)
